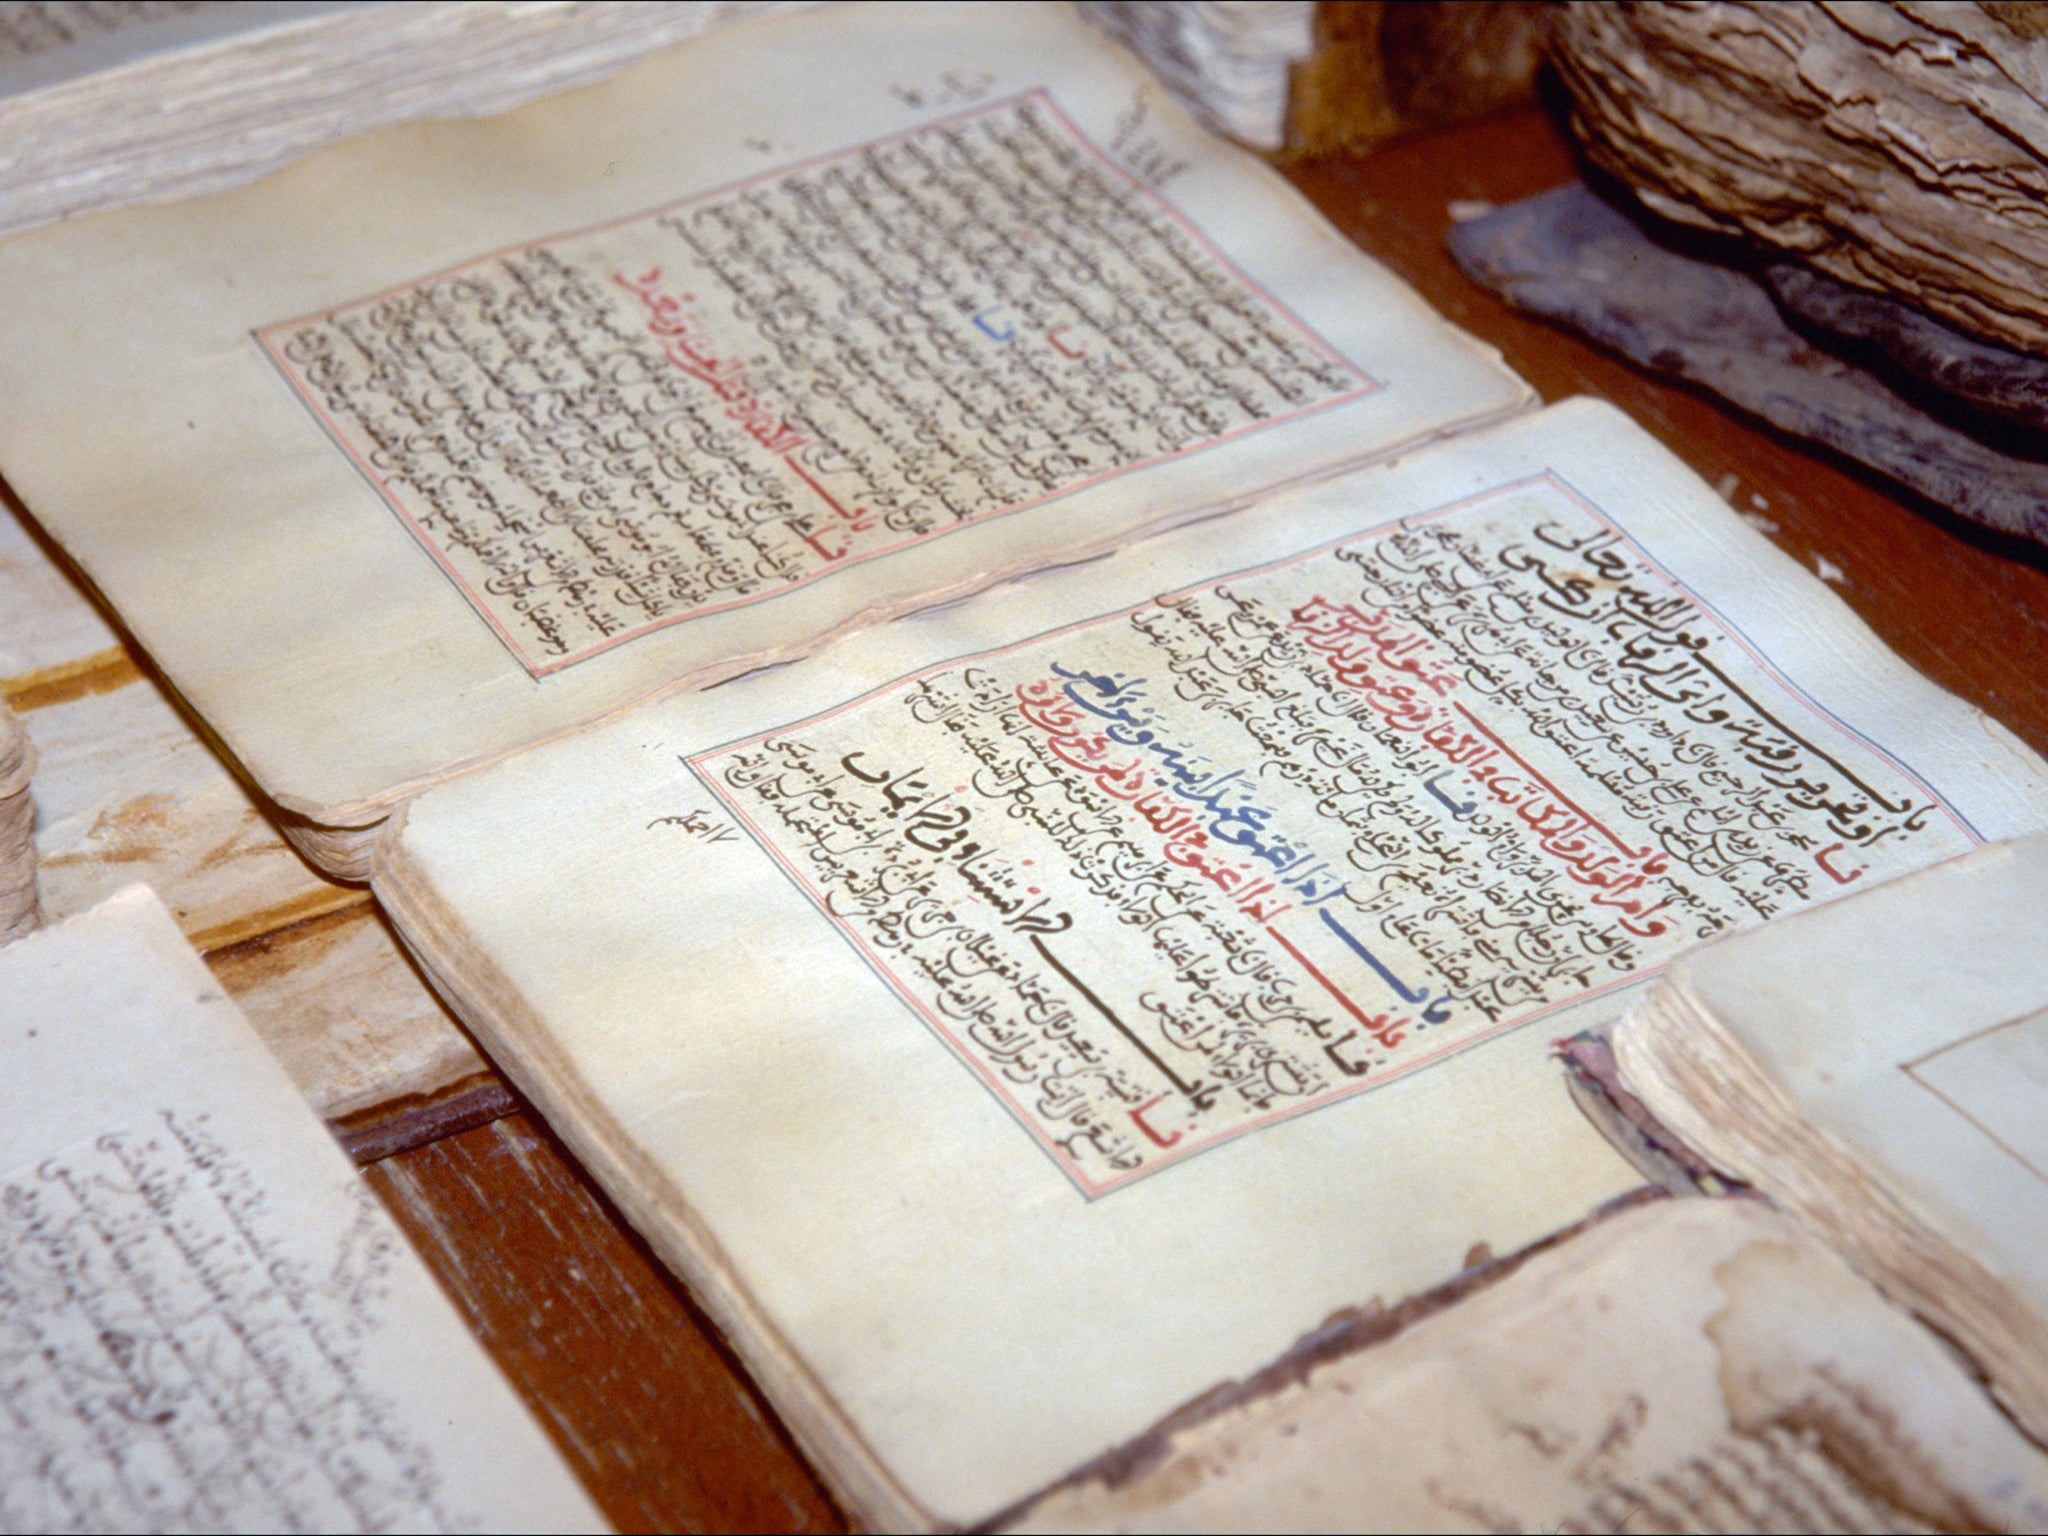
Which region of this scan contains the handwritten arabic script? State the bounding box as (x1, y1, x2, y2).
(692, 477, 1968, 1194)
(261, 91, 1368, 674)
(0, 1115, 471, 1533)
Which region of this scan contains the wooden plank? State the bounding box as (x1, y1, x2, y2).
(1284, 109, 2048, 761)
(22, 668, 352, 940)
(204, 901, 491, 1121)
(363, 1113, 846, 1535)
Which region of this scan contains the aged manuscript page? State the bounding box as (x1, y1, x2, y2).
(0, 0, 1526, 837)
(1005, 1199, 2048, 1534)
(0, 887, 605, 1534)
(376, 401, 2048, 1528)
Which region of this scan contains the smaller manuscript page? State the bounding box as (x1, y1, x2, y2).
(693, 474, 1974, 1194)
(260, 91, 1370, 674)
(0, 889, 603, 1535)
(0, 1120, 458, 1532)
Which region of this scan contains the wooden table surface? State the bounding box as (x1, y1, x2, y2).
(334, 106, 2048, 1532)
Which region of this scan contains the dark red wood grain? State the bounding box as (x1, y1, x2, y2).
(365, 1113, 845, 1534)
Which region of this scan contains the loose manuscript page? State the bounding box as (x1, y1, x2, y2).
(1673, 836, 2048, 1335)
(0, 887, 606, 1534)
(1005, 1199, 2048, 1534)
(0, 0, 1526, 831)
(379, 401, 2048, 1526)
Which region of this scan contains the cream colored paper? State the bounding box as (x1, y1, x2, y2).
(0, 886, 605, 1533)
(0, 0, 1527, 835)
(1004, 1198, 2048, 1533)
(377, 399, 2048, 1527)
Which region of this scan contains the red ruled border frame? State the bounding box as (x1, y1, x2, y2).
(254, 89, 1379, 678)
(685, 471, 1984, 1198)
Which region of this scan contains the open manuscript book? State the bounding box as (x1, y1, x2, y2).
(373, 398, 2048, 1526)
(3, 2, 2048, 1529)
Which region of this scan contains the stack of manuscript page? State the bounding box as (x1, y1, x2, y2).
(1616, 834, 2048, 1447)
(0, 885, 604, 1532)
(374, 399, 2048, 1528)
(1072, 0, 1314, 148)
(0, 501, 488, 1139)
(0, 0, 1531, 878)
(0, 0, 806, 237)
(0, 698, 33, 940)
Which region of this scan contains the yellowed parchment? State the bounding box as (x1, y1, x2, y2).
(0, 0, 1527, 834)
